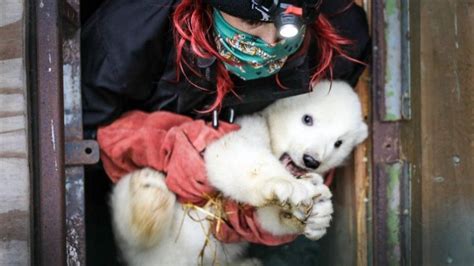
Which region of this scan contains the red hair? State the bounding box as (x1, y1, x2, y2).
(172, 0, 358, 112)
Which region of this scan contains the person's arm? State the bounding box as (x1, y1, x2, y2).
(81, 0, 179, 138)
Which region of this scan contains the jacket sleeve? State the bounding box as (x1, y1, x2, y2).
(81, 0, 179, 136)
(97, 111, 240, 204)
(322, 1, 371, 87)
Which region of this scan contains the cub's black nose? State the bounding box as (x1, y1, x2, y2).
(303, 154, 320, 169)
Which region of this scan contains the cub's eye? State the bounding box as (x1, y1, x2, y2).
(334, 140, 343, 148)
(302, 115, 313, 126)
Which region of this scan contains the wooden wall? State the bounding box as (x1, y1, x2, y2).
(0, 0, 31, 265)
(323, 0, 474, 264)
(401, 0, 474, 265)
(408, 0, 474, 264)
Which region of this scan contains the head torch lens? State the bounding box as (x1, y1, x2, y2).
(279, 24, 299, 38)
(275, 10, 302, 38)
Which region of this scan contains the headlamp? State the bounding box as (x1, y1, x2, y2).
(273, 3, 304, 38)
(278, 24, 300, 38)
(253, 0, 322, 38)
(205, 0, 322, 38)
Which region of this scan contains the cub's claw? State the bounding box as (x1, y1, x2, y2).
(277, 183, 334, 239)
(300, 173, 324, 186)
(302, 187, 333, 240)
(263, 178, 318, 207)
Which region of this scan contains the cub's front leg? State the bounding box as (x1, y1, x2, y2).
(205, 129, 318, 208)
(110, 168, 176, 251)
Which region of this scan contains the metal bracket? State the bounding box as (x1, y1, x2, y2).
(65, 140, 100, 166)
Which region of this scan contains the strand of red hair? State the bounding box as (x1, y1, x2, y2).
(172, 0, 361, 112)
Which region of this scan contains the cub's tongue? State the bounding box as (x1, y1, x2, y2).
(279, 153, 308, 178)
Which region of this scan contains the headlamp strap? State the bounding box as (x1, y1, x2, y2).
(252, 0, 322, 22)
(303, 0, 323, 22)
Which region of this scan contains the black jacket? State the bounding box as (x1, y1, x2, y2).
(81, 0, 370, 138)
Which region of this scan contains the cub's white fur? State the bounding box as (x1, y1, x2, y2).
(110, 81, 368, 265)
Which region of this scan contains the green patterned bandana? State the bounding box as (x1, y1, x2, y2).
(213, 9, 305, 80)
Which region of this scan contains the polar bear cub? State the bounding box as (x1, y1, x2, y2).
(110, 80, 368, 266)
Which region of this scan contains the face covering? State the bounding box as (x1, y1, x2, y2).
(213, 9, 305, 80)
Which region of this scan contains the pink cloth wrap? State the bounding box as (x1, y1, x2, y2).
(97, 111, 297, 245)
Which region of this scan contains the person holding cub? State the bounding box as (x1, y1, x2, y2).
(82, 0, 370, 264)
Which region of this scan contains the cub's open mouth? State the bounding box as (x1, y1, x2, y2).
(279, 153, 308, 177)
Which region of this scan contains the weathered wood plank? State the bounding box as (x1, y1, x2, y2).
(0, 94, 25, 117)
(0, 20, 22, 60)
(0, 211, 29, 266)
(0, 115, 25, 133)
(0, 158, 29, 212)
(354, 70, 371, 266)
(0, 0, 23, 27)
(0, 210, 29, 241)
(0, 240, 29, 266)
(0, 1, 29, 264)
(0, 130, 27, 157)
(0, 58, 24, 89)
(420, 0, 474, 265)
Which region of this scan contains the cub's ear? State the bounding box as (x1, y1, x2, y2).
(352, 121, 369, 145)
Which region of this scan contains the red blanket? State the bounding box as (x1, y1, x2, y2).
(98, 111, 297, 245)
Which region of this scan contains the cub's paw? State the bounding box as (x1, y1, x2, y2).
(128, 168, 176, 247)
(304, 202, 333, 240)
(303, 186, 333, 240)
(278, 183, 332, 240)
(263, 178, 318, 207)
(129, 167, 168, 193)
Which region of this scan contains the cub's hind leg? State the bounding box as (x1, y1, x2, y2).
(110, 168, 176, 250)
